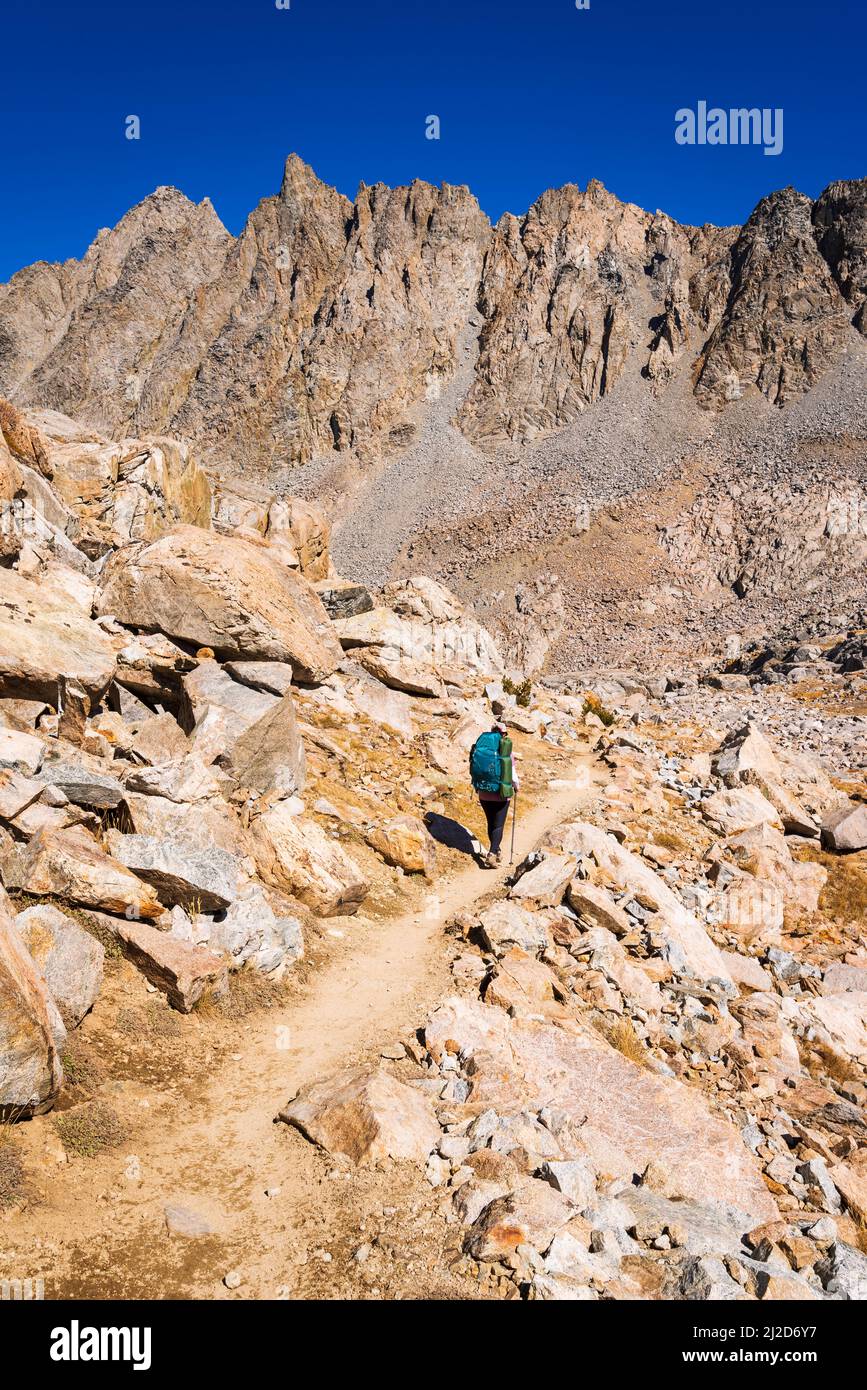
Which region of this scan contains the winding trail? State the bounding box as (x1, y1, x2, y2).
(11, 763, 601, 1299)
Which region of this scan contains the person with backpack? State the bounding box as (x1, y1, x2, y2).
(469, 721, 519, 868)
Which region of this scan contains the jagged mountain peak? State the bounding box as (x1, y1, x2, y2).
(0, 156, 864, 473)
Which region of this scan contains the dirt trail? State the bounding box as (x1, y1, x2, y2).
(8, 763, 601, 1299)
(262, 777, 595, 1083)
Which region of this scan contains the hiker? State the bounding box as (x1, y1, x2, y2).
(469, 721, 519, 868)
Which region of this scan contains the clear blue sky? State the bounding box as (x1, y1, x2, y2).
(1, 0, 864, 281)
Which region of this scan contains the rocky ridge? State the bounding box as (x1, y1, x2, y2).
(1, 159, 864, 469)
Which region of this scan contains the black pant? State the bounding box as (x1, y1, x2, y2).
(480, 797, 510, 855)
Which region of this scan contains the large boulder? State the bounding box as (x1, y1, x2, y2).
(725, 824, 827, 913)
(123, 753, 221, 805)
(708, 873, 785, 944)
(821, 802, 867, 853)
(110, 916, 228, 1012)
(95, 526, 342, 681)
(713, 723, 829, 832)
(279, 1066, 440, 1164)
(122, 789, 249, 858)
(334, 609, 444, 695)
(566, 881, 632, 935)
(207, 881, 303, 974)
(365, 815, 436, 875)
(178, 662, 275, 745)
(821, 963, 867, 995)
(712, 722, 783, 784)
(112, 631, 197, 709)
(382, 575, 470, 624)
(314, 581, 374, 621)
(354, 645, 445, 698)
(14, 904, 104, 1027)
(774, 744, 847, 819)
(127, 711, 188, 767)
(220, 694, 306, 797)
(425, 996, 777, 1227)
(0, 434, 23, 496)
(466, 1179, 575, 1261)
(477, 901, 554, 957)
(223, 660, 295, 697)
(0, 728, 45, 777)
(0, 769, 44, 823)
(484, 948, 569, 1019)
(109, 437, 211, 545)
(510, 853, 578, 908)
(801, 994, 867, 1062)
(341, 672, 416, 740)
(36, 760, 125, 811)
(211, 477, 273, 534)
(267, 497, 330, 580)
(0, 569, 118, 703)
(0, 889, 66, 1115)
(0, 399, 50, 477)
(0, 435, 23, 559)
(334, 577, 504, 691)
(105, 833, 242, 912)
(250, 803, 368, 916)
(702, 786, 784, 836)
(1, 827, 162, 921)
(815, 1243, 867, 1300)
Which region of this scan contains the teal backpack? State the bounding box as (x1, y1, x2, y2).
(469, 731, 514, 797)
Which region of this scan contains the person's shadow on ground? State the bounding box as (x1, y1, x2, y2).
(423, 811, 483, 861)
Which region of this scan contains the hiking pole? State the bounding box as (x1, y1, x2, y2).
(509, 790, 517, 865)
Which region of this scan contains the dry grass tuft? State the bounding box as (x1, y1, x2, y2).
(99, 803, 135, 839)
(55, 1102, 126, 1158)
(596, 1016, 649, 1068)
(61, 1037, 104, 1094)
(196, 967, 291, 1022)
(0, 1144, 26, 1207)
(795, 844, 867, 925)
(798, 1038, 863, 1090)
(582, 691, 616, 727)
(652, 829, 689, 853)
